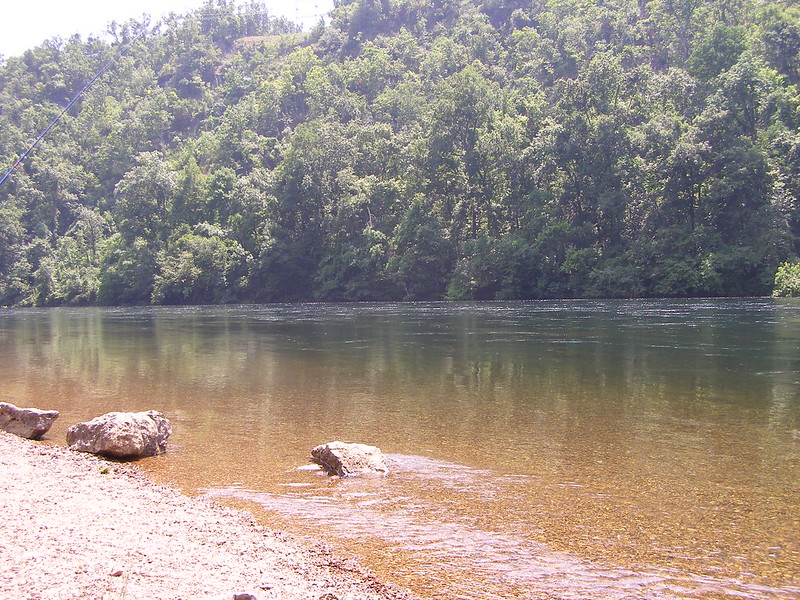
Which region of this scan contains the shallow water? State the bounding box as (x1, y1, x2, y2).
(1, 300, 799, 599)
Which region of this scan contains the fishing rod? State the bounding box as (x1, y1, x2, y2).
(0, 27, 148, 189)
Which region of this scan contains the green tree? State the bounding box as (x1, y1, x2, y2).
(446, 234, 533, 300)
(0, 200, 31, 305)
(773, 261, 800, 297)
(388, 196, 454, 300)
(687, 23, 747, 81)
(152, 223, 249, 304)
(97, 235, 159, 305)
(113, 152, 176, 242)
(758, 3, 800, 85)
(171, 154, 209, 227)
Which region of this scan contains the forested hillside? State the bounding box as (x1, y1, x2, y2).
(1, 0, 798, 305)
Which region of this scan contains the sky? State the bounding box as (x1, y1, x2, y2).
(0, 0, 334, 58)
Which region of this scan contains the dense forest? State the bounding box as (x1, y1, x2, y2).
(0, 0, 799, 305)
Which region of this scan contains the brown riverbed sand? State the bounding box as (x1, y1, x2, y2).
(0, 432, 415, 600)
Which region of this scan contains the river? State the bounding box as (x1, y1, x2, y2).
(1, 299, 799, 599)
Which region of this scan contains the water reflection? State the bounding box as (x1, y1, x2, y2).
(1, 300, 799, 599)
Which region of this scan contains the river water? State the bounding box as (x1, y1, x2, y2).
(1, 299, 799, 599)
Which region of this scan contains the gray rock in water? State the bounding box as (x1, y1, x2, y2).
(0, 402, 59, 439)
(67, 410, 171, 459)
(311, 441, 388, 477)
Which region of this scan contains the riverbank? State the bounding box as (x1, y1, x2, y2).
(0, 432, 415, 600)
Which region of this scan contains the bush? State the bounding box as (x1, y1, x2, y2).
(772, 261, 800, 297)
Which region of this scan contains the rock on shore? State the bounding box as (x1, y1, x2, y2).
(0, 402, 59, 439)
(0, 432, 412, 600)
(66, 410, 171, 458)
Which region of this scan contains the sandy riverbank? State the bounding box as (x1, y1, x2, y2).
(0, 432, 415, 600)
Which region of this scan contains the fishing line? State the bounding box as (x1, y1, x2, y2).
(0, 27, 149, 188)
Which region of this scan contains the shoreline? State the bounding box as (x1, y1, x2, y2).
(0, 432, 415, 600)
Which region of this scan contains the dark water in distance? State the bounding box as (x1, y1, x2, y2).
(2, 299, 799, 599)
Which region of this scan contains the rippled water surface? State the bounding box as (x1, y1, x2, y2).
(2, 300, 799, 599)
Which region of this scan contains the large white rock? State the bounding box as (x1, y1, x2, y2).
(0, 402, 59, 439)
(311, 441, 389, 477)
(67, 411, 171, 459)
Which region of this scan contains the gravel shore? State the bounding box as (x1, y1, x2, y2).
(0, 432, 414, 600)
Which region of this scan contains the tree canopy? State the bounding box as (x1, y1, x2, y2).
(1, 0, 798, 305)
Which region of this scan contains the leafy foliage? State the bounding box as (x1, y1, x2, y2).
(0, 0, 798, 305)
(773, 261, 800, 297)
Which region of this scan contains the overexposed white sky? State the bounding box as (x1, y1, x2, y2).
(0, 0, 333, 58)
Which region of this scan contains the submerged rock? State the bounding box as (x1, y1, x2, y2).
(67, 410, 171, 459)
(311, 441, 388, 477)
(0, 402, 59, 439)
